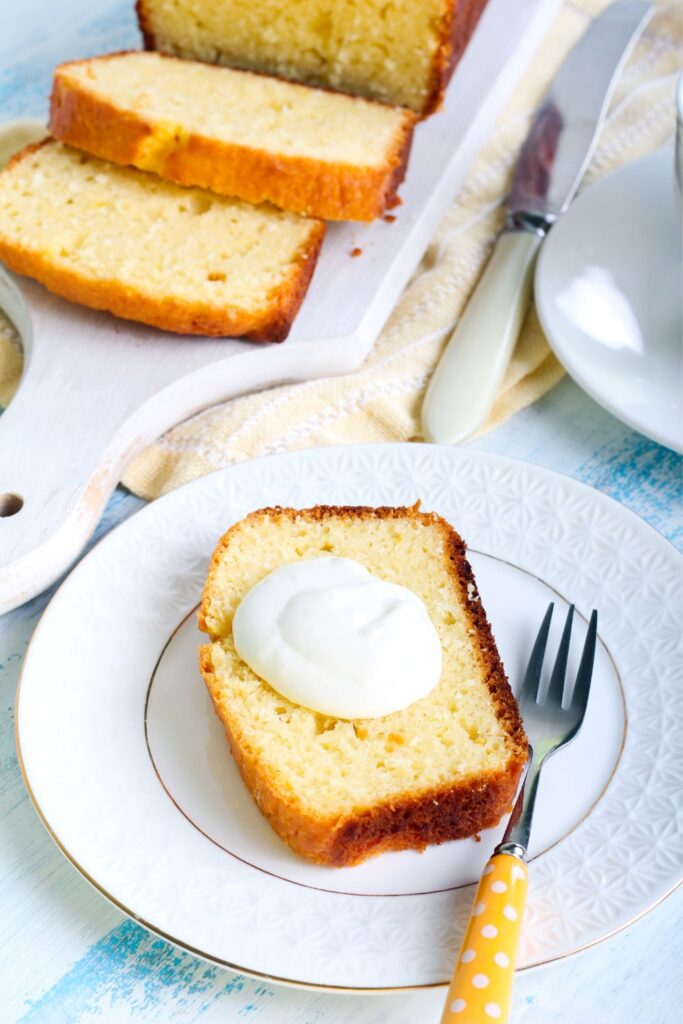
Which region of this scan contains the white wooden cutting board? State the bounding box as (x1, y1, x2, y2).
(0, 0, 560, 613)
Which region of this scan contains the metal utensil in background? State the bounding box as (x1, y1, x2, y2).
(440, 603, 598, 1023)
(421, 0, 653, 446)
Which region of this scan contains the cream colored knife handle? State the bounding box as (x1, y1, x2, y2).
(421, 230, 542, 445)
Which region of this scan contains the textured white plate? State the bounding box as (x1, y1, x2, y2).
(16, 445, 683, 990)
(536, 148, 683, 454)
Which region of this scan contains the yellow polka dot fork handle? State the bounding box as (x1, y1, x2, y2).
(441, 599, 599, 1021)
(440, 846, 528, 1023)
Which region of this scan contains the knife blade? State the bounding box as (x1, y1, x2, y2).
(421, 0, 653, 446)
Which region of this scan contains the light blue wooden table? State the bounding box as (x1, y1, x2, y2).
(1, 3, 681, 1021)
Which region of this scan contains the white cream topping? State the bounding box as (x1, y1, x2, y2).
(232, 556, 442, 719)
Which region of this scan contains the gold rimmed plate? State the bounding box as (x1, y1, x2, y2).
(16, 444, 682, 990)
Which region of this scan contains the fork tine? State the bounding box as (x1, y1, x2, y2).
(544, 605, 575, 707)
(520, 602, 554, 702)
(570, 610, 598, 720)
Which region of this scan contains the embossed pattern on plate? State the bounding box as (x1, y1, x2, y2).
(16, 445, 683, 990)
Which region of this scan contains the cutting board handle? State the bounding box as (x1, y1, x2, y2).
(0, 272, 346, 615)
(0, 272, 154, 611)
(0, 273, 246, 613)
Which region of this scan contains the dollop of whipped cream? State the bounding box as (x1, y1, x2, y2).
(232, 556, 442, 719)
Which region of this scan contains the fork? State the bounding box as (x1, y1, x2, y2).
(440, 602, 598, 1024)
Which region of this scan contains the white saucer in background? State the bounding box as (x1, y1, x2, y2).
(535, 148, 682, 454)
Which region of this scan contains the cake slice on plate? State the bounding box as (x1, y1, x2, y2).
(50, 52, 417, 222)
(199, 504, 527, 867)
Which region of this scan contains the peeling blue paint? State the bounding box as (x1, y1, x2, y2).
(20, 919, 257, 1022)
(0, 4, 139, 120)
(574, 432, 682, 550)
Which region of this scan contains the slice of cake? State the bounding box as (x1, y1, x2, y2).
(50, 52, 417, 222)
(0, 140, 324, 340)
(199, 504, 527, 867)
(137, 0, 490, 114)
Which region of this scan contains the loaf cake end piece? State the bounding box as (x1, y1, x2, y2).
(137, 0, 489, 114)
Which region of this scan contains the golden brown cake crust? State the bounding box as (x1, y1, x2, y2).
(136, 0, 156, 49)
(0, 141, 325, 341)
(50, 54, 417, 221)
(199, 504, 528, 867)
(422, 0, 490, 115)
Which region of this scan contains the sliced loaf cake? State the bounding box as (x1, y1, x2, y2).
(0, 140, 325, 340)
(50, 52, 417, 222)
(137, 0, 489, 114)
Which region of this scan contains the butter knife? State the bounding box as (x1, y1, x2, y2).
(421, 0, 653, 446)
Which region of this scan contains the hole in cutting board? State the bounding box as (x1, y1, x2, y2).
(0, 493, 23, 517)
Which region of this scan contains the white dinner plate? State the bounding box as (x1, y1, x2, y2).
(535, 148, 683, 454)
(17, 444, 682, 991)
